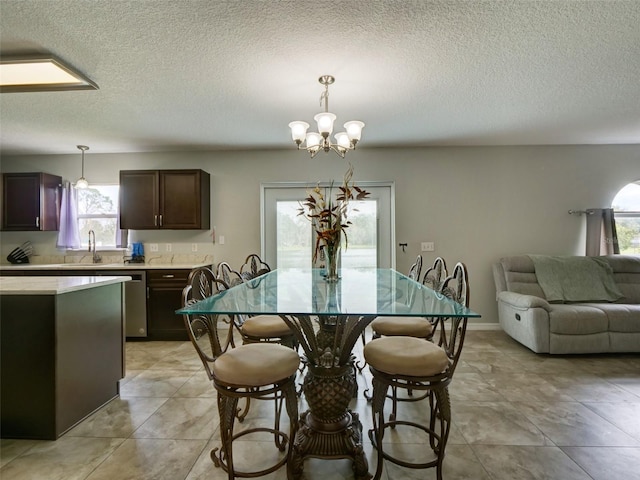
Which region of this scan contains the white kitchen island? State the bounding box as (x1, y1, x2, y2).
(0, 275, 130, 440)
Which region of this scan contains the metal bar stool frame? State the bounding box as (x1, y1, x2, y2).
(182, 283, 300, 479)
(366, 262, 470, 480)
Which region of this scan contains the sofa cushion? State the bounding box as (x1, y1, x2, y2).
(601, 255, 640, 304)
(548, 305, 608, 334)
(500, 256, 547, 298)
(583, 303, 640, 333)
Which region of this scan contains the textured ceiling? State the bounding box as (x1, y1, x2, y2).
(1, 0, 639, 156)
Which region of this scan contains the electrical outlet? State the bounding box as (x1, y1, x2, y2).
(165, 243, 172, 252)
(421, 242, 435, 252)
(191, 243, 198, 252)
(149, 243, 158, 252)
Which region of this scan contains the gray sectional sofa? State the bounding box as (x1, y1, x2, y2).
(493, 255, 640, 354)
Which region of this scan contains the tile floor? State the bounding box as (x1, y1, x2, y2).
(1, 330, 640, 480)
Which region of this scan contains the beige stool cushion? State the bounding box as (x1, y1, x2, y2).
(213, 343, 300, 387)
(242, 314, 292, 338)
(364, 336, 449, 377)
(370, 316, 434, 337)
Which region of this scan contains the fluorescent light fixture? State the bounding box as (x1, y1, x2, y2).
(0, 55, 98, 93)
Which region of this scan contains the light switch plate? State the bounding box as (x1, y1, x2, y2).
(421, 242, 435, 252)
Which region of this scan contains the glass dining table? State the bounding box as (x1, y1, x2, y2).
(177, 267, 480, 480)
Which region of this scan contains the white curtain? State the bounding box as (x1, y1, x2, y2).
(56, 182, 81, 249)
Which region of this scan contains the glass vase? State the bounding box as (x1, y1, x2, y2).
(324, 241, 341, 282)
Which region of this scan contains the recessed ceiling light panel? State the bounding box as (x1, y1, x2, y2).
(0, 55, 98, 93)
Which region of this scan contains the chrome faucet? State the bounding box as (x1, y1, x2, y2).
(88, 230, 102, 263)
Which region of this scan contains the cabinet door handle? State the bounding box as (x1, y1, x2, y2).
(154, 215, 158, 226)
(162, 274, 175, 278)
(36, 216, 40, 228)
(159, 214, 163, 227)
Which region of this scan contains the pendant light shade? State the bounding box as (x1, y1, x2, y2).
(75, 145, 89, 189)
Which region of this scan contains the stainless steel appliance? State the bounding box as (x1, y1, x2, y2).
(107, 270, 147, 338)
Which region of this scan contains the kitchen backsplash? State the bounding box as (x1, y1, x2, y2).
(26, 252, 214, 265)
(2, 241, 215, 266)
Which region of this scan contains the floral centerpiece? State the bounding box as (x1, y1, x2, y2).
(299, 165, 369, 281)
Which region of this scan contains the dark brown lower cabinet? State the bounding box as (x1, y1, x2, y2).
(1, 283, 124, 439)
(147, 269, 191, 340)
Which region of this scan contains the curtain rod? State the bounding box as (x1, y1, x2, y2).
(568, 209, 595, 215)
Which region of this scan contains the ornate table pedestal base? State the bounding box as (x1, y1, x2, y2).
(289, 364, 372, 480)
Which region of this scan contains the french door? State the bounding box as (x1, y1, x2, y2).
(261, 183, 394, 269)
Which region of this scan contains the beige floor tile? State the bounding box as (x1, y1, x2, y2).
(605, 372, 640, 397)
(503, 353, 588, 374)
(454, 401, 553, 446)
(546, 372, 640, 402)
(517, 400, 640, 446)
(67, 396, 169, 438)
(0, 436, 125, 480)
(173, 370, 216, 397)
(85, 438, 207, 480)
(132, 397, 218, 440)
(472, 445, 593, 480)
(448, 372, 504, 402)
(460, 351, 527, 373)
(482, 372, 577, 403)
(562, 446, 640, 480)
(382, 443, 491, 480)
(119, 368, 193, 397)
(582, 401, 640, 440)
(0, 438, 39, 468)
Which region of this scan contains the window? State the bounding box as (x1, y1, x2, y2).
(612, 181, 640, 255)
(76, 185, 120, 248)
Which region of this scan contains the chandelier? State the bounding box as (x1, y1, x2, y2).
(289, 75, 364, 158)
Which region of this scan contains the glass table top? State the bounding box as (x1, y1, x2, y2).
(177, 268, 481, 318)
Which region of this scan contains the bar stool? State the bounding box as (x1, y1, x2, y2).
(364, 262, 470, 480)
(182, 283, 300, 479)
(239, 253, 271, 281)
(369, 256, 446, 340)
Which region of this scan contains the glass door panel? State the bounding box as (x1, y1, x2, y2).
(263, 184, 394, 269)
(341, 200, 377, 268)
(276, 200, 312, 269)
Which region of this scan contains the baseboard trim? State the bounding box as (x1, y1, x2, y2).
(466, 322, 502, 331)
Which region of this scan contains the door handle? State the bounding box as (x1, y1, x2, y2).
(36, 216, 40, 228)
(159, 214, 163, 227)
(154, 215, 158, 226)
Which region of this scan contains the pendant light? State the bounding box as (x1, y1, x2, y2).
(75, 145, 89, 189)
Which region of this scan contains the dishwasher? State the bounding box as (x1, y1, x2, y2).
(107, 270, 147, 338)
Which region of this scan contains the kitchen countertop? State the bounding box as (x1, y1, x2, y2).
(0, 275, 132, 295)
(0, 262, 212, 271)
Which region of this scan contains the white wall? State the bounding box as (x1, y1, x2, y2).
(2, 145, 639, 325)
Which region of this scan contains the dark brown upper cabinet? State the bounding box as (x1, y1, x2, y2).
(119, 169, 210, 230)
(2, 172, 62, 231)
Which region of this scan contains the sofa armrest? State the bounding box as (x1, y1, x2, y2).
(498, 291, 550, 311)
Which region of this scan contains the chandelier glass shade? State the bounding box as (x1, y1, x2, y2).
(289, 75, 364, 158)
(75, 145, 89, 189)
